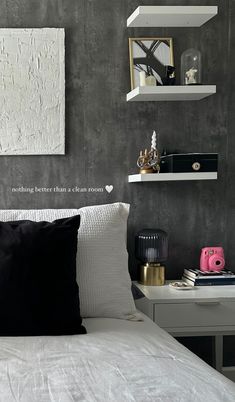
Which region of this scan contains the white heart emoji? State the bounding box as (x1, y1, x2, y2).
(105, 185, 113, 193)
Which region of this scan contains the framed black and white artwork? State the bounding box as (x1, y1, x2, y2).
(129, 37, 174, 89)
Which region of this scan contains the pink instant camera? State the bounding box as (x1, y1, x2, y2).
(200, 247, 225, 272)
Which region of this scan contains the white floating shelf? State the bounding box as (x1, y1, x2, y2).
(127, 6, 218, 27)
(127, 86, 216, 102)
(128, 172, 218, 183)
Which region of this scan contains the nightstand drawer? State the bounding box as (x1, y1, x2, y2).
(154, 301, 235, 328)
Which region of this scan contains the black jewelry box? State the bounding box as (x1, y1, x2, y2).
(160, 153, 218, 173)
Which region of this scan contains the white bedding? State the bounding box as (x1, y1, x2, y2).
(0, 313, 234, 402)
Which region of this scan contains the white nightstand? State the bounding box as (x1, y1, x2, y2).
(134, 281, 235, 380)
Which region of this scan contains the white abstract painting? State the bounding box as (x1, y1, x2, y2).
(0, 28, 65, 155)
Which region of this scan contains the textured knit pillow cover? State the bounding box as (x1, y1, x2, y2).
(76, 203, 139, 319)
(0, 203, 139, 320)
(0, 216, 86, 336)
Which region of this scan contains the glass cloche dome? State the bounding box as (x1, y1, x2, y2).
(181, 48, 202, 85)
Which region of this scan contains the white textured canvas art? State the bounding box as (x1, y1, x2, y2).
(0, 28, 65, 155)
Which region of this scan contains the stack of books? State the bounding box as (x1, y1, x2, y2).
(182, 268, 235, 286)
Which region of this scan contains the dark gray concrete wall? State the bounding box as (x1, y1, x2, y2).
(0, 0, 233, 280)
(0, 0, 234, 367)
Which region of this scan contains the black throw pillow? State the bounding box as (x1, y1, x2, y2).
(0, 215, 86, 336)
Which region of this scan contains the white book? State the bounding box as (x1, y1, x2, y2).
(184, 268, 235, 279)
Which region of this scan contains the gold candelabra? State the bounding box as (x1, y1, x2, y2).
(137, 131, 161, 174)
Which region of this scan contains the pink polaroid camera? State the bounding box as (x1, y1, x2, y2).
(200, 247, 225, 272)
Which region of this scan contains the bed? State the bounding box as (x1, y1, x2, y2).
(0, 203, 234, 401)
(0, 313, 235, 401)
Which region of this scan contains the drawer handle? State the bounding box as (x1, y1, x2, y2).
(195, 301, 220, 306)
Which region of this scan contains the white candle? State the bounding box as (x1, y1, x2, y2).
(139, 71, 146, 86)
(151, 131, 157, 150)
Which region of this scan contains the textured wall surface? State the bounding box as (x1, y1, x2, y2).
(0, 28, 64, 155)
(0, 0, 233, 279)
(0, 0, 234, 364)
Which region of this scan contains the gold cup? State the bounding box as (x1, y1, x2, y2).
(139, 263, 165, 286)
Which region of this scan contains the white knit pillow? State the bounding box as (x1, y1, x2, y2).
(76, 203, 138, 319)
(0, 203, 139, 320)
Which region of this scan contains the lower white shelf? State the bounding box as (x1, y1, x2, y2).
(128, 172, 218, 182)
(127, 85, 216, 102)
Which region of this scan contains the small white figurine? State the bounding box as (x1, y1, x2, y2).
(185, 68, 198, 85)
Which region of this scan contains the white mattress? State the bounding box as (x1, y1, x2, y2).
(0, 313, 234, 402)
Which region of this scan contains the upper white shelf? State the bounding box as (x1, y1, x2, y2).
(128, 172, 218, 183)
(127, 85, 216, 102)
(127, 6, 218, 28)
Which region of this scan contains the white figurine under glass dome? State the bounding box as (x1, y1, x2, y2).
(181, 48, 202, 85)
